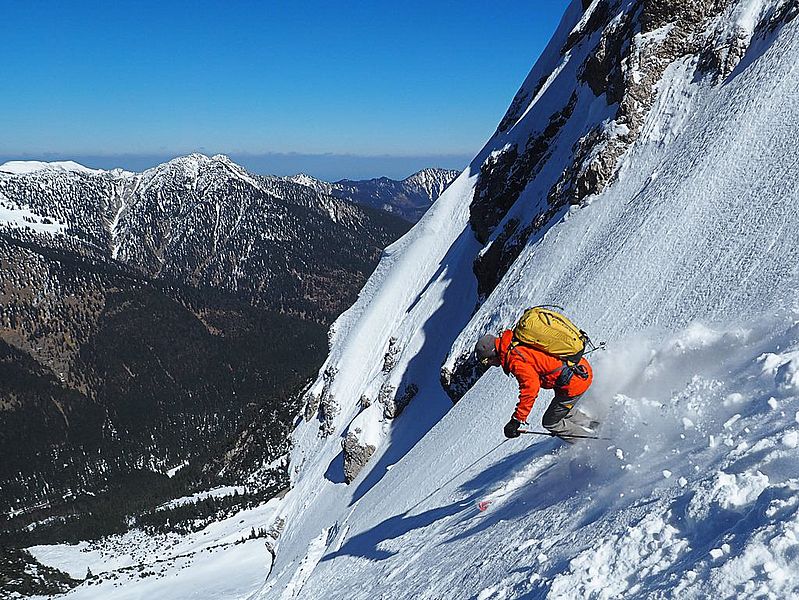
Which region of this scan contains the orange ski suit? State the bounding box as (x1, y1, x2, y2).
(495, 329, 593, 423)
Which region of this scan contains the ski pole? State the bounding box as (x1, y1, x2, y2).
(583, 341, 606, 356)
(519, 429, 610, 441)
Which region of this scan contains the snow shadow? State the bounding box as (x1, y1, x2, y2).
(324, 450, 347, 484)
(349, 228, 480, 505)
(454, 437, 562, 496)
(445, 443, 602, 545)
(320, 501, 471, 563)
(325, 441, 565, 564)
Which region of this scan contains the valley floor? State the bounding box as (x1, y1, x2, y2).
(26, 493, 279, 600)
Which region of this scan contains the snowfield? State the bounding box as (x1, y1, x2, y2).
(26, 0, 799, 598)
(280, 318, 799, 599)
(28, 497, 280, 600)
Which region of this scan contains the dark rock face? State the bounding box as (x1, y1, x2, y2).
(441, 355, 487, 404)
(471, 95, 577, 297)
(466, 0, 769, 299)
(342, 430, 376, 484)
(470, 147, 520, 245)
(472, 94, 577, 246)
(578, 7, 633, 104)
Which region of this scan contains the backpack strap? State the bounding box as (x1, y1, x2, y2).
(547, 361, 590, 388)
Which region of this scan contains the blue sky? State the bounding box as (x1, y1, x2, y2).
(1, 0, 570, 179)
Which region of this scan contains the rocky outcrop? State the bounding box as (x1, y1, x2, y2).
(359, 394, 372, 409)
(316, 366, 339, 437)
(467, 0, 778, 299)
(319, 394, 339, 438)
(472, 94, 577, 248)
(382, 337, 400, 372)
(304, 392, 321, 422)
(440, 355, 487, 404)
(342, 429, 377, 484)
(379, 383, 418, 419)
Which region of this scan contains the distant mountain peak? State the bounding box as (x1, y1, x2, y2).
(290, 173, 324, 187)
(0, 159, 103, 176)
(403, 166, 460, 181)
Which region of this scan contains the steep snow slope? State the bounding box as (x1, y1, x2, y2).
(285, 320, 799, 599)
(260, 2, 799, 598)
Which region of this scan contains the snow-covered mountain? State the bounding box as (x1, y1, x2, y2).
(0, 153, 411, 322)
(285, 167, 460, 222)
(22, 0, 799, 598)
(0, 154, 414, 541)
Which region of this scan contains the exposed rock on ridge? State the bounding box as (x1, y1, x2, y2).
(468, 0, 795, 300)
(0, 154, 411, 323)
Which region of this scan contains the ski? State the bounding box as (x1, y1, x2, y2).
(519, 429, 610, 441)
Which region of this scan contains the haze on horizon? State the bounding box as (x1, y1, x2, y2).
(1, 0, 569, 180)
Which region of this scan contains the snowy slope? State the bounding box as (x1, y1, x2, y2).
(284, 320, 799, 598)
(28, 495, 280, 600)
(0, 160, 106, 176)
(256, 1, 799, 598)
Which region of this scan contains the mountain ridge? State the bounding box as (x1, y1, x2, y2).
(0, 153, 414, 323)
(286, 166, 460, 222)
(0, 153, 418, 528)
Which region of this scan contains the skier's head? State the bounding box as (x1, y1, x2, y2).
(475, 334, 499, 367)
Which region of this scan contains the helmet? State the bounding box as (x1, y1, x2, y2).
(474, 334, 498, 364)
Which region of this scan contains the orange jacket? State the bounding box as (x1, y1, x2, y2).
(495, 329, 593, 422)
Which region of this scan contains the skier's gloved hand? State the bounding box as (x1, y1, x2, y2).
(504, 417, 522, 439)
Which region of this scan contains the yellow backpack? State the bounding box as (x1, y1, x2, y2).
(512, 306, 589, 365)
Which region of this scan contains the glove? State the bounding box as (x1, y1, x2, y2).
(504, 417, 522, 439)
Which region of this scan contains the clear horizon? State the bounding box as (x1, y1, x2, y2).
(0, 151, 472, 182)
(1, 0, 570, 180)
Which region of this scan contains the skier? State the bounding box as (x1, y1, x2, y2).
(475, 329, 596, 441)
